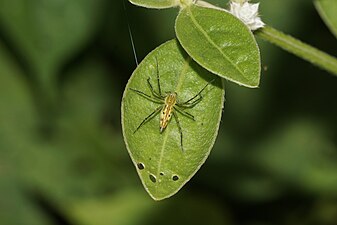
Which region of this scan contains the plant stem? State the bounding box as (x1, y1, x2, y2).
(255, 25, 337, 76)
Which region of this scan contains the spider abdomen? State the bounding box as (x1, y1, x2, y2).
(160, 93, 177, 133)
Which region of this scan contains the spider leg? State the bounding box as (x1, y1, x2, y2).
(147, 78, 162, 99)
(134, 106, 162, 133)
(177, 95, 202, 108)
(129, 88, 163, 104)
(155, 56, 163, 97)
(181, 79, 214, 105)
(173, 111, 184, 152)
(174, 106, 195, 121)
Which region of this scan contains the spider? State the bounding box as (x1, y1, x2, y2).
(129, 58, 212, 152)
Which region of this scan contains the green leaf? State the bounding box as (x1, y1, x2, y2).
(129, 0, 179, 9)
(121, 39, 224, 200)
(315, 0, 337, 39)
(175, 4, 261, 88)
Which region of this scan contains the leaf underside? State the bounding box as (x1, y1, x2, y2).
(122, 39, 224, 200)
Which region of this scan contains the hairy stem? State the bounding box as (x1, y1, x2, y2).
(255, 26, 337, 76)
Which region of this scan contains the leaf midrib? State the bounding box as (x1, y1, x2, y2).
(155, 57, 191, 194)
(187, 6, 250, 82)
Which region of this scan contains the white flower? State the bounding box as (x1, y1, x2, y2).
(229, 1, 265, 31)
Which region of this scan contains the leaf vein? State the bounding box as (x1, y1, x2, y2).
(187, 7, 249, 81)
(155, 57, 191, 193)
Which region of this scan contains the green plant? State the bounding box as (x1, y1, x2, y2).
(121, 0, 337, 200)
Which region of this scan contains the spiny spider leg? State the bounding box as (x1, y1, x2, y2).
(133, 106, 162, 133)
(182, 79, 215, 105)
(147, 78, 163, 99)
(174, 106, 195, 121)
(129, 88, 163, 104)
(155, 56, 163, 97)
(173, 111, 184, 152)
(178, 95, 202, 108)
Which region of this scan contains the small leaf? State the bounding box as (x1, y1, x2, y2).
(122, 39, 224, 200)
(129, 0, 179, 9)
(315, 0, 337, 39)
(175, 4, 261, 88)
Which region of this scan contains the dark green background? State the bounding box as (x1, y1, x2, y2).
(0, 0, 336, 224)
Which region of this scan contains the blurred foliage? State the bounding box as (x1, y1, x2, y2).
(0, 0, 336, 225)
